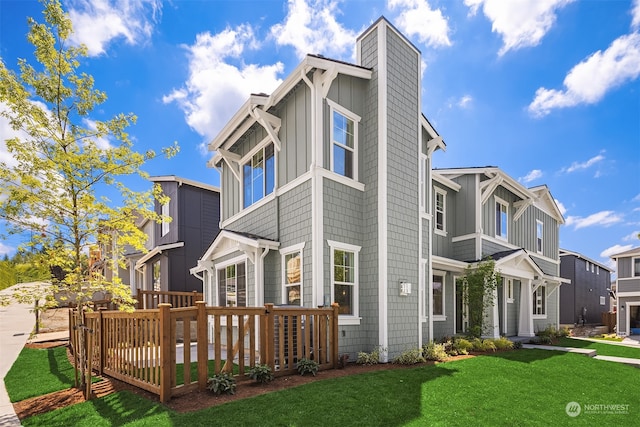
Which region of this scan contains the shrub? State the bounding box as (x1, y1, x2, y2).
(530, 335, 552, 345)
(512, 340, 523, 349)
(557, 326, 571, 338)
(493, 337, 514, 351)
(423, 342, 448, 362)
(453, 338, 473, 355)
(297, 358, 319, 376)
(471, 338, 496, 352)
(248, 364, 274, 384)
(356, 348, 381, 365)
(393, 348, 425, 365)
(207, 372, 236, 395)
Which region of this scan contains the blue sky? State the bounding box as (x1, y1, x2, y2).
(1, 0, 639, 272)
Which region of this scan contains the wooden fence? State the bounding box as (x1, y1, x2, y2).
(69, 302, 339, 403)
(136, 288, 203, 309)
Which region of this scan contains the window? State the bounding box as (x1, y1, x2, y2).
(600, 296, 606, 305)
(586, 261, 590, 271)
(329, 240, 361, 320)
(435, 189, 446, 234)
(433, 274, 445, 319)
(281, 244, 304, 306)
(161, 202, 170, 236)
(634, 258, 640, 277)
(533, 285, 546, 317)
(506, 278, 514, 303)
(597, 265, 600, 275)
(591, 263, 594, 273)
(536, 220, 543, 254)
(495, 197, 508, 240)
(152, 261, 161, 291)
(329, 101, 360, 180)
(218, 262, 246, 307)
(243, 143, 275, 208)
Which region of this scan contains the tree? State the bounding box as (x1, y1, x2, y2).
(456, 258, 501, 338)
(0, 0, 178, 311)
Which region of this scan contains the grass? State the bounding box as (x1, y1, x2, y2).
(554, 337, 640, 359)
(18, 349, 640, 426)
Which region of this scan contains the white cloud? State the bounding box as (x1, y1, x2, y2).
(564, 210, 623, 230)
(270, 0, 358, 60)
(0, 242, 14, 257)
(163, 26, 284, 145)
(561, 153, 605, 173)
(633, 193, 640, 202)
(600, 244, 634, 259)
(388, 0, 452, 47)
(464, 0, 573, 56)
(632, 0, 640, 30)
(623, 230, 640, 241)
(67, 0, 162, 56)
(554, 199, 567, 216)
(519, 169, 542, 183)
(458, 95, 473, 108)
(82, 119, 112, 150)
(0, 103, 21, 168)
(529, 32, 640, 117)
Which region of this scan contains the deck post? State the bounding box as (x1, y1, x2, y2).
(158, 303, 172, 403)
(196, 301, 208, 391)
(331, 303, 340, 368)
(264, 303, 275, 369)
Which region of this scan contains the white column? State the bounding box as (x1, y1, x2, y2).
(518, 279, 534, 337)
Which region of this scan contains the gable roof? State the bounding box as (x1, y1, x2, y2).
(560, 248, 613, 272)
(150, 175, 220, 193)
(610, 246, 640, 259)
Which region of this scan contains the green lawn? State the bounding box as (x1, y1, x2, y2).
(19, 349, 640, 427)
(554, 337, 640, 359)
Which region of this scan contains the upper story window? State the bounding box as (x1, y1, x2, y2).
(586, 260, 590, 272)
(217, 262, 246, 307)
(329, 240, 361, 322)
(281, 243, 304, 306)
(435, 188, 446, 235)
(161, 201, 170, 236)
(328, 100, 360, 181)
(243, 143, 275, 209)
(634, 257, 640, 277)
(536, 220, 543, 254)
(495, 197, 508, 240)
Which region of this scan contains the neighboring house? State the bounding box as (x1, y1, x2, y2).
(430, 168, 567, 338)
(558, 249, 612, 325)
(190, 17, 567, 360)
(123, 176, 220, 294)
(611, 247, 640, 336)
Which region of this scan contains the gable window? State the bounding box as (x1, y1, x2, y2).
(433, 274, 445, 319)
(536, 220, 543, 254)
(161, 202, 170, 236)
(533, 285, 546, 317)
(218, 262, 246, 307)
(634, 258, 640, 277)
(435, 188, 446, 235)
(329, 240, 361, 323)
(495, 197, 508, 240)
(243, 143, 275, 208)
(281, 243, 304, 306)
(329, 100, 360, 180)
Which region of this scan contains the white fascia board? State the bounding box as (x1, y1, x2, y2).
(208, 96, 267, 151)
(432, 255, 468, 272)
(150, 176, 220, 193)
(135, 242, 185, 268)
(432, 172, 460, 192)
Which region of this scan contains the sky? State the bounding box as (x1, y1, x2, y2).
(0, 0, 639, 273)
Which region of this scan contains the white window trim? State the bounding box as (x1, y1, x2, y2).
(161, 202, 170, 237)
(536, 220, 543, 254)
(533, 285, 547, 319)
(328, 239, 361, 325)
(241, 139, 276, 210)
(434, 187, 447, 236)
(280, 242, 305, 306)
(433, 271, 446, 321)
(495, 196, 509, 241)
(327, 99, 360, 182)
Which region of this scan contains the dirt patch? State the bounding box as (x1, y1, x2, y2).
(36, 307, 71, 333)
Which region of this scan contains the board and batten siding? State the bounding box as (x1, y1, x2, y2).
(450, 175, 477, 237)
(513, 205, 559, 260)
(431, 181, 455, 259)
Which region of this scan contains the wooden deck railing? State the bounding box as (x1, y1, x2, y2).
(69, 302, 339, 403)
(136, 288, 203, 309)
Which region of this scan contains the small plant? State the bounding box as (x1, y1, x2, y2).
(393, 348, 425, 365)
(471, 338, 496, 352)
(453, 338, 473, 355)
(207, 372, 236, 395)
(493, 336, 514, 351)
(530, 335, 552, 345)
(248, 364, 274, 384)
(422, 341, 448, 362)
(356, 347, 381, 365)
(297, 358, 319, 376)
(512, 340, 523, 349)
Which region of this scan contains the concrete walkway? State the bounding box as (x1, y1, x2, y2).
(524, 341, 640, 368)
(0, 283, 46, 427)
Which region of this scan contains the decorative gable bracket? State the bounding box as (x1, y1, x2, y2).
(513, 198, 534, 222)
(480, 174, 504, 205)
(250, 107, 282, 152)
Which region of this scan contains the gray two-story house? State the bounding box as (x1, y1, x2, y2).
(429, 168, 567, 338)
(191, 17, 446, 360)
(611, 247, 640, 336)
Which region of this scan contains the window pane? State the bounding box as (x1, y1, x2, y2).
(243, 163, 252, 208)
(287, 285, 301, 305)
(634, 259, 640, 276)
(285, 253, 301, 284)
(218, 269, 225, 307)
(237, 263, 246, 307)
(265, 144, 275, 195)
(433, 276, 443, 316)
(343, 148, 353, 178)
(335, 284, 353, 315)
(334, 145, 346, 176)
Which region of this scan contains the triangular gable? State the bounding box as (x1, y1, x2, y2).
(489, 249, 544, 281)
(529, 185, 564, 224)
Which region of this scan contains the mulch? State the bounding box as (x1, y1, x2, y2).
(14, 342, 476, 420)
